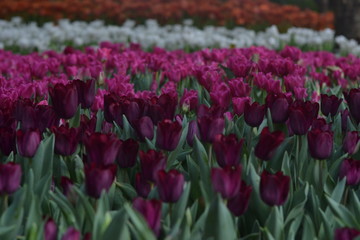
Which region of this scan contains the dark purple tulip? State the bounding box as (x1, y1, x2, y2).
(104, 93, 122, 126)
(49, 82, 78, 119)
(211, 166, 242, 199)
(0, 127, 16, 156)
(244, 102, 266, 127)
(344, 89, 360, 123)
(156, 169, 185, 203)
(227, 180, 252, 216)
(135, 173, 151, 198)
(266, 93, 293, 124)
(197, 116, 225, 143)
(186, 120, 200, 146)
(60, 176, 74, 196)
(44, 218, 57, 240)
(85, 163, 117, 198)
(35, 105, 59, 132)
(321, 94, 343, 117)
(289, 100, 319, 135)
(156, 119, 182, 151)
(311, 118, 332, 131)
(139, 150, 166, 182)
(307, 128, 333, 160)
(342, 109, 350, 132)
(16, 129, 41, 158)
(133, 198, 162, 237)
(157, 93, 178, 120)
(343, 131, 360, 155)
(15, 99, 36, 130)
(124, 100, 141, 124)
(0, 162, 22, 195)
(335, 227, 360, 240)
(84, 133, 121, 167)
(255, 127, 285, 161)
(116, 139, 139, 168)
(132, 116, 154, 141)
(61, 227, 80, 240)
(339, 158, 360, 186)
(232, 97, 250, 116)
(260, 170, 290, 206)
(51, 125, 80, 156)
(74, 79, 95, 109)
(213, 134, 244, 168)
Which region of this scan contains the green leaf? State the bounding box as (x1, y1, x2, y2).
(171, 182, 191, 225)
(32, 134, 54, 182)
(301, 215, 316, 240)
(69, 105, 81, 128)
(167, 122, 189, 169)
(265, 206, 284, 240)
(102, 209, 130, 240)
(330, 178, 346, 203)
(219, 64, 235, 79)
(204, 195, 237, 240)
(72, 186, 95, 225)
(93, 192, 111, 240)
(124, 204, 157, 240)
(326, 196, 360, 228)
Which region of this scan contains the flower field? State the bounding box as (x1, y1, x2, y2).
(0, 37, 360, 239)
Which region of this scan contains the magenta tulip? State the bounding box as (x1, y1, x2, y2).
(133, 198, 162, 237)
(16, 128, 41, 158)
(260, 170, 290, 206)
(156, 119, 182, 151)
(156, 169, 185, 203)
(211, 166, 242, 199)
(213, 134, 244, 168)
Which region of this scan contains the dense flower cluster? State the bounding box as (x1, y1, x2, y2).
(0, 0, 333, 29)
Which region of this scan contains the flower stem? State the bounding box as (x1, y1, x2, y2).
(208, 144, 213, 167)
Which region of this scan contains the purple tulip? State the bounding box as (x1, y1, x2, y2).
(84, 132, 121, 167)
(289, 100, 319, 135)
(133, 198, 162, 237)
(197, 116, 225, 143)
(344, 88, 360, 123)
(186, 120, 200, 146)
(321, 94, 343, 117)
(213, 134, 244, 168)
(311, 118, 332, 131)
(156, 169, 185, 203)
(49, 82, 78, 119)
(116, 139, 139, 168)
(232, 97, 250, 116)
(343, 131, 360, 155)
(35, 105, 59, 132)
(104, 93, 123, 126)
(227, 180, 252, 216)
(74, 79, 95, 109)
(255, 127, 285, 161)
(266, 93, 292, 123)
(132, 116, 154, 141)
(156, 119, 182, 151)
(211, 166, 242, 199)
(51, 125, 80, 156)
(335, 227, 360, 240)
(307, 128, 333, 160)
(139, 150, 166, 182)
(260, 170, 290, 206)
(0, 127, 16, 156)
(85, 163, 117, 199)
(339, 158, 360, 186)
(44, 218, 57, 240)
(16, 129, 41, 158)
(135, 173, 151, 198)
(0, 162, 22, 195)
(61, 227, 80, 240)
(244, 102, 266, 127)
(60, 176, 74, 196)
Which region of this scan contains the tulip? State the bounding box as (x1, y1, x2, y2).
(232, 97, 250, 116)
(157, 93, 178, 120)
(321, 94, 343, 117)
(186, 120, 200, 146)
(335, 227, 360, 240)
(104, 93, 123, 126)
(197, 116, 225, 143)
(135, 173, 151, 198)
(255, 127, 285, 161)
(156, 169, 185, 203)
(288, 100, 319, 135)
(116, 139, 139, 168)
(132, 116, 154, 141)
(61, 227, 80, 240)
(213, 134, 244, 168)
(265, 93, 292, 123)
(44, 218, 57, 240)
(84, 133, 121, 167)
(311, 118, 331, 131)
(211, 166, 242, 199)
(344, 88, 360, 123)
(260, 170, 290, 206)
(74, 79, 95, 109)
(60, 176, 73, 196)
(342, 109, 350, 132)
(133, 198, 162, 237)
(49, 82, 78, 119)
(180, 89, 198, 111)
(343, 131, 360, 155)
(0, 127, 16, 156)
(307, 128, 333, 160)
(35, 105, 59, 132)
(15, 98, 37, 130)
(339, 158, 360, 186)
(16, 129, 41, 158)
(210, 82, 231, 109)
(244, 102, 266, 127)
(139, 150, 166, 182)
(85, 163, 117, 198)
(156, 119, 182, 151)
(0, 162, 22, 195)
(51, 125, 80, 156)
(227, 180, 252, 216)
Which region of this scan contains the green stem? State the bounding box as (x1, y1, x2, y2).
(208, 144, 213, 167)
(343, 186, 349, 205)
(2, 194, 8, 214)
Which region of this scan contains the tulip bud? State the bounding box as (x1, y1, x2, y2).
(260, 170, 290, 206)
(343, 131, 360, 155)
(339, 158, 360, 186)
(139, 150, 166, 182)
(85, 163, 117, 199)
(156, 169, 185, 203)
(74, 79, 95, 109)
(44, 218, 57, 240)
(61, 227, 80, 240)
(156, 119, 182, 151)
(51, 125, 80, 156)
(255, 127, 285, 161)
(16, 128, 41, 158)
(227, 180, 252, 216)
(211, 166, 242, 199)
(49, 82, 78, 119)
(320, 94, 342, 117)
(213, 134, 244, 168)
(84, 133, 121, 167)
(244, 102, 266, 127)
(344, 88, 360, 123)
(0, 162, 22, 195)
(335, 227, 360, 240)
(133, 198, 162, 237)
(135, 173, 151, 198)
(307, 128, 333, 160)
(116, 139, 139, 168)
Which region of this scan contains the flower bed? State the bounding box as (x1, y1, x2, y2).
(0, 44, 360, 239)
